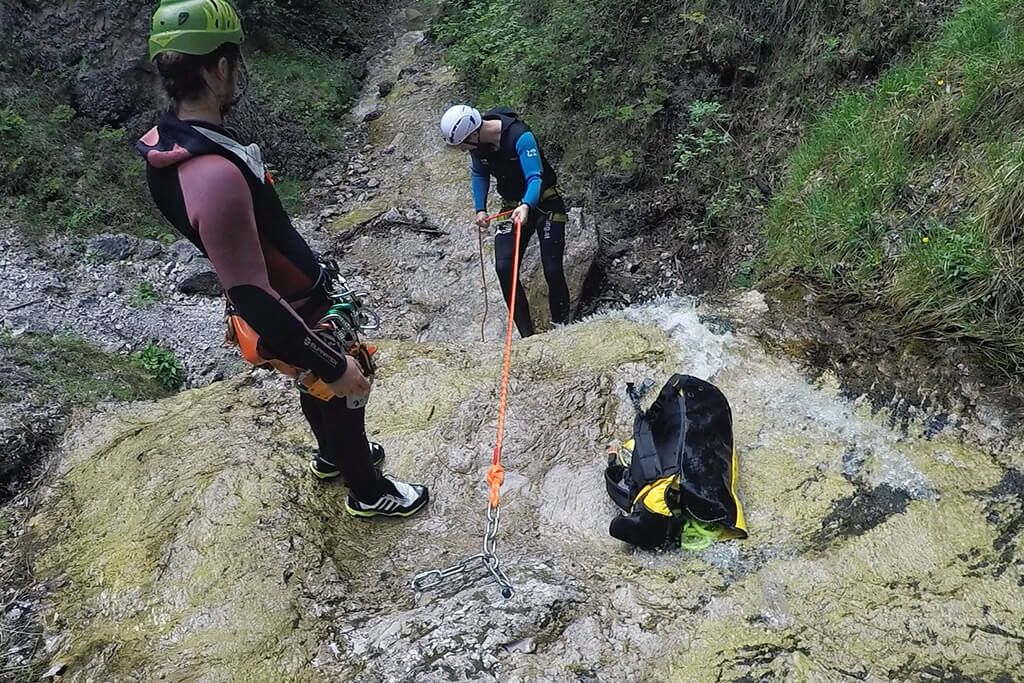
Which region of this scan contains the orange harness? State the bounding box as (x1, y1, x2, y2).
(226, 311, 376, 402)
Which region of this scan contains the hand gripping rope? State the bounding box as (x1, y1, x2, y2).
(411, 213, 521, 600)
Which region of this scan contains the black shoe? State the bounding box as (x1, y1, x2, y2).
(345, 476, 429, 518)
(309, 442, 386, 481)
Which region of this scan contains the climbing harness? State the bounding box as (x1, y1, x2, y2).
(226, 263, 380, 408)
(295, 270, 381, 408)
(411, 215, 523, 600)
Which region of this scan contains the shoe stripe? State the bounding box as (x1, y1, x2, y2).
(345, 496, 428, 518)
(343, 480, 428, 518)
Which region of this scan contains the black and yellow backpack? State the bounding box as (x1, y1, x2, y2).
(605, 374, 747, 550)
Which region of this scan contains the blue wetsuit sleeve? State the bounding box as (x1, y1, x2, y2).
(470, 156, 490, 212)
(515, 132, 544, 209)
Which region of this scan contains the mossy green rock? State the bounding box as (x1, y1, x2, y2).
(29, 302, 1024, 681)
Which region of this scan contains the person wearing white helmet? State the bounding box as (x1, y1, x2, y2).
(440, 104, 570, 338)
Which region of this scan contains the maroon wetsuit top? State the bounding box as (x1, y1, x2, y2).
(138, 111, 346, 381)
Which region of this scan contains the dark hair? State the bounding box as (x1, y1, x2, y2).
(155, 42, 241, 105)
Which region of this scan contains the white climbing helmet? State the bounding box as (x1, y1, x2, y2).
(440, 104, 482, 146)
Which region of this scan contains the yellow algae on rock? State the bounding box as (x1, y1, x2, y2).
(27, 304, 1023, 682)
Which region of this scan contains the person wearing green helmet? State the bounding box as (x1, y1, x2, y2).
(147, 0, 244, 60)
(137, 0, 429, 518)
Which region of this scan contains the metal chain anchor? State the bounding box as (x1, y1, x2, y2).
(410, 215, 525, 601)
(410, 502, 514, 599)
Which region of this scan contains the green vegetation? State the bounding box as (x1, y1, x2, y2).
(692, 180, 744, 240)
(436, 0, 1024, 381)
(133, 343, 187, 392)
(237, 0, 379, 49)
(0, 334, 171, 404)
(433, 0, 675, 170)
(431, 0, 951, 305)
(129, 282, 160, 309)
(249, 42, 360, 149)
(432, 0, 748, 231)
(0, 61, 170, 242)
(432, 0, 945, 175)
(665, 100, 732, 182)
(237, 0, 380, 152)
(765, 0, 1024, 375)
(270, 174, 311, 216)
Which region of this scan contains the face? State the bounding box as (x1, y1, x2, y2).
(456, 129, 480, 151)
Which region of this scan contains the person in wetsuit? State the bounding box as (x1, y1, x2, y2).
(440, 104, 570, 338)
(138, 0, 428, 518)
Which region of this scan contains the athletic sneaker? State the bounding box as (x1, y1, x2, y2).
(345, 476, 429, 518)
(309, 441, 386, 481)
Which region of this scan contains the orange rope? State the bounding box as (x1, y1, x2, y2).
(484, 209, 514, 222)
(488, 215, 522, 509)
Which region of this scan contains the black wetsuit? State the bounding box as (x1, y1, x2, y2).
(138, 111, 380, 498)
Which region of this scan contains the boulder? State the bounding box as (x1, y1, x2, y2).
(176, 270, 223, 297)
(520, 207, 598, 331)
(87, 234, 139, 261)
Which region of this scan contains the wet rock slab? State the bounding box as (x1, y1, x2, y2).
(26, 304, 1024, 681)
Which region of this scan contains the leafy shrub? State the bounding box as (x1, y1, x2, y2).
(0, 66, 169, 241)
(665, 100, 733, 182)
(133, 343, 186, 392)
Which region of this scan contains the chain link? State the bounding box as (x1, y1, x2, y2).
(410, 503, 515, 599)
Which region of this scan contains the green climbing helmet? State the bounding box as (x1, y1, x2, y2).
(148, 0, 244, 61)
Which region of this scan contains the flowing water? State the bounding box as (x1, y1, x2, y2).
(22, 7, 1024, 683)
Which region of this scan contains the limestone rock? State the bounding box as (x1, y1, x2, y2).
(166, 239, 199, 265)
(176, 270, 224, 297)
(27, 305, 1024, 681)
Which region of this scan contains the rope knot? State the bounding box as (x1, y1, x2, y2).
(486, 463, 505, 508)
